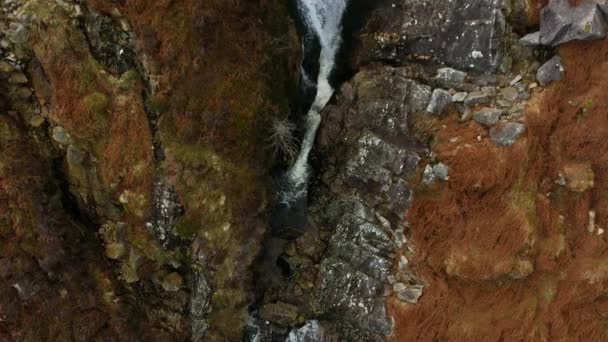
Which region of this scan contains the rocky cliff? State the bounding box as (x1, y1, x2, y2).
(2, 0, 608, 341)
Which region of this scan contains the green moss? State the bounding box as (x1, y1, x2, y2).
(175, 215, 200, 239)
(83, 92, 110, 119)
(118, 69, 141, 91)
(146, 93, 169, 114)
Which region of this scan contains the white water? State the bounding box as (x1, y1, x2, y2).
(286, 0, 348, 188)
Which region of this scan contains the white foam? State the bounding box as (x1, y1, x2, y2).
(287, 0, 348, 188)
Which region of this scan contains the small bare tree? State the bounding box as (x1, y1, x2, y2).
(267, 117, 299, 163)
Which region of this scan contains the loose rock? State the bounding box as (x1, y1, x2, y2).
(464, 91, 490, 107)
(537, 55, 564, 86)
(500, 87, 518, 102)
(426, 89, 452, 114)
(473, 108, 502, 126)
(435, 67, 467, 84)
(489, 122, 526, 146)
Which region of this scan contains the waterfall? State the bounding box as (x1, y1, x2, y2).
(285, 0, 347, 194)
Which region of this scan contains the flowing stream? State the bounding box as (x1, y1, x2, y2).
(284, 0, 348, 200)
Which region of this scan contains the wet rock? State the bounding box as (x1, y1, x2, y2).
(435, 67, 467, 85)
(540, 0, 607, 46)
(464, 91, 490, 107)
(562, 163, 595, 192)
(537, 55, 563, 86)
(500, 87, 519, 102)
(473, 108, 502, 126)
(489, 122, 526, 146)
(259, 302, 298, 326)
(161, 272, 183, 292)
(426, 89, 452, 114)
(286, 320, 324, 342)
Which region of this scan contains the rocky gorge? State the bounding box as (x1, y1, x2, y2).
(2, 0, 608, 341)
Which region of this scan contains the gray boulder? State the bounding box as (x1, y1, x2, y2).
(537, 55, 564, 86)
(473, 108, 503, 126)
(435, 67, 467, 85)
(490, 122, 526, 146)
(524, 0, 608, 47)
(464, 91, 490, 107)
(426, 89, 452, 114)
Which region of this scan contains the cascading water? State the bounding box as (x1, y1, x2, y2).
(282, 0, 348, 203)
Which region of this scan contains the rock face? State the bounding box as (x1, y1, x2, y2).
(357, 0, 508, 71)
(0, 0, 298, 341)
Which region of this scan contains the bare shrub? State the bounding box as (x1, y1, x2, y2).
(267, 117, 299, 163)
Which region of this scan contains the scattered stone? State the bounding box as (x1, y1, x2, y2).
(105, 243, 125, 260)
(481, 86, 496, 97)
(7, 22, 29, 44)
(540, 0, 607, 47)
(432, 163, 449, 181)
(509, 75, 522, 85)
(422, 164, 435, 185)
(489, 122, 526, 146)
(496, 99, 512, 107)
(473, 107, 502, 126)
(426, 88, 452, 114)
(52, 126, 70, 145)
(464, 91, 490, 107)
(452, 92, 468, 102)
(473, 74, 498, 86)
(396, 284, 424, 304)
(29, 115, 45, 127)
(393, 282, 407, 293)
(259, 302, 298, 326)
(529, 82, 538, 89)
(387, 275, 396, 284)
(562, 162, 594, 192)
(588, 210, 596, 233)
(161, 272, 184, 292)
(537, 55, 564, 86)
(8, 72, 27, 84)
(435, 67, 467, 84)
(67, 144, 86, 165)
(500, 87, 519, 102)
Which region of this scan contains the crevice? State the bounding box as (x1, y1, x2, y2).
(78, 6, 185, 245)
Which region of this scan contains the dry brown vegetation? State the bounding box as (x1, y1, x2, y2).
(389, 38, 608, 341)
